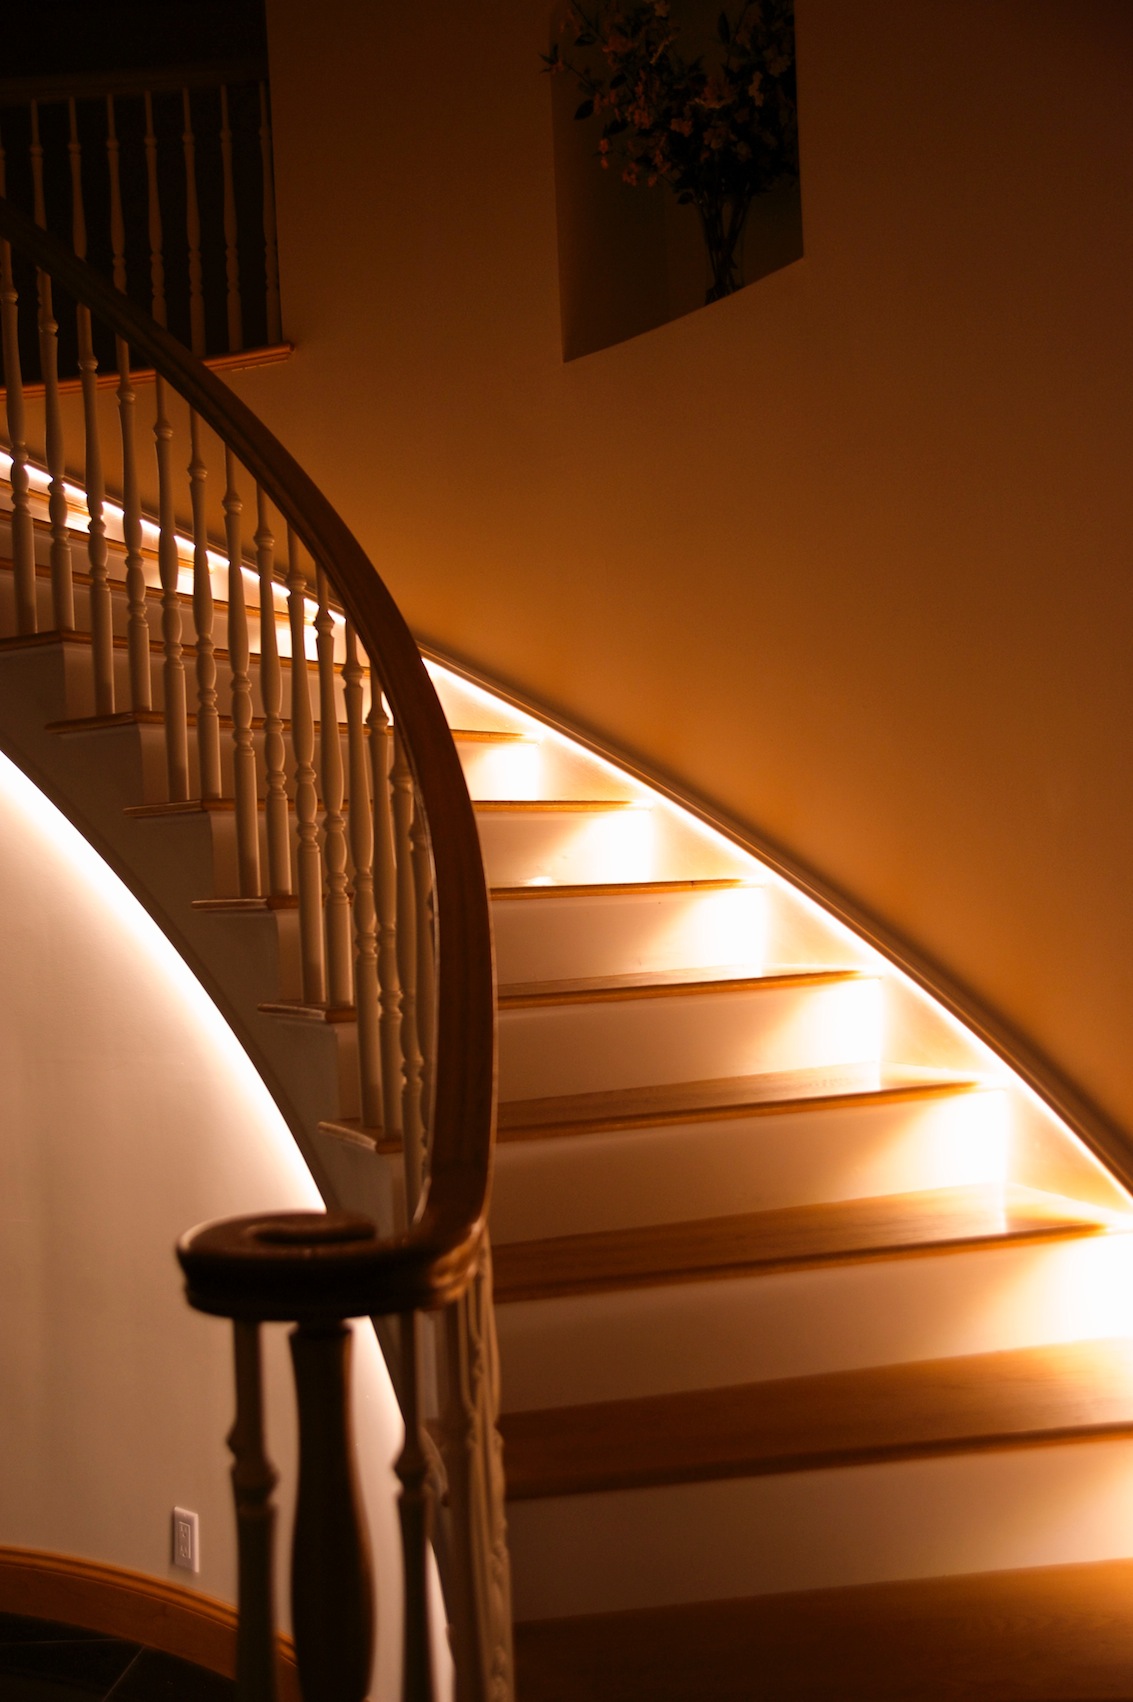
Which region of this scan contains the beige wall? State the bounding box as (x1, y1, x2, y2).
(0, 753, 427, 1702)
(246, 2, 1133, 1137)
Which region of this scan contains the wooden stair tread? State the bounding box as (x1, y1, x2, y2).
(498, 965, 865, 1008)
(497, 1065, 981, 1140)
(501, 1336, 1133, 1500)
(493, 1183, 1116, 1302)
(474, 798, 637, 813)
(513, 1556, 1133, 1699)
(491, 877, 754, 900)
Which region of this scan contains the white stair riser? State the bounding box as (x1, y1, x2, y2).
(491, 884, 767, 984)
(496, 1231, 1133, 1410)
(475, 808, 751, 887)
(457, 739, 636, 803)
(490, 1089, 1008, 1242)
(508, 1436, 1133, 1620)
(499, 977, 883, 1099)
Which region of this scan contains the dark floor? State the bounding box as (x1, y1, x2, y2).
(0, 1614, 235, 1702)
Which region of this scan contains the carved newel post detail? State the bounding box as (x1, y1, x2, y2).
(179, 1212, 384, 1702)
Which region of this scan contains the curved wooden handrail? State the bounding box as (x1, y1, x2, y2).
(0, 192, 496, 1316)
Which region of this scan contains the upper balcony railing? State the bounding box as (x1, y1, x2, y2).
(0, 59, 284, 380)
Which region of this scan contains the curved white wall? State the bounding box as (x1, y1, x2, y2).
(0, 752, 444, 1700)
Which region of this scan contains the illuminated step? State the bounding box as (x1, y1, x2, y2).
(489, 1077, 1004, 1243)
(513, 1557, 1133, 1701)
(493, 1187, 1133, 1410)
(496, 968, 883, 1099)
(473, 800, 751, 887)
(502, 1337, 1133, 1498)
(490, 878, 767, 983)
(505, 1427, 1133, 1622)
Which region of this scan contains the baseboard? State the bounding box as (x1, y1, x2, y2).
(0, 1546, 298, 1700)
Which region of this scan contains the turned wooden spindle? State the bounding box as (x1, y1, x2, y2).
(397, 1311, 436, 1702)
(258, 83, 282, 345)
(344, 626, 382, 1129)
(153, 376, 190, 798)
(181, 88, 206, 357)
(67, 106, 115, 706)
(118, 343, 152, 711)
(315, 566, 353, 1009)
(143, 90, 167, 329)
(368, 672, 404, 1146)
(255, 488, 292, 896)
(409, 801, 437, 1148)
(219, 86, 243, 352)
(189, 410, 222, 799)
(29, 101, 75, 633)
(229, 1321, 278, 1702)
(287, 527, 327, 1003)
(0, 140, 38, 637)
(225, 450, 261, 894)
(391, 728, 426, 1209)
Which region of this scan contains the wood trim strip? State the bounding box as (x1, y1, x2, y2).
(490, 878, 750, 901)
(0, 1546, 298, 1701)
(1, 343, 294, 403)
(498, 967, 867, 1010)
(497, 1072, 984, 1142)
(500, 1339, 1133, 1502)
(473, 799, 634, 814)
(492, 1183, 1112, 1304)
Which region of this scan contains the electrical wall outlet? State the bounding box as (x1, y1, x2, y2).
(171, 1507, 200, 1573)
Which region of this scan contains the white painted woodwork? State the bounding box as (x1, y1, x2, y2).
(495, 1228, 1133, 1411)
(506, 1437, 1133, 1621)
(315, 565, 353, 1008)
(344, 625, 382, 1129)
(189, 411, 222, 799)
(117, 351, 152, 712)
(368, 679, 404, 1145)
(153, 375, 190, 798)
(142, 91, 167, 328)
(0, 210, 37, 636)
(392, 728, 425, 1205)
(224, 450, 261, 896)
(255, 487, 292, 895)
(489, 1086, 1010, 1243)
(491, 882, 768, 983)
(286, 527, 326, 1004)
(474, 803, 751, 887)
(498, 975, 883, 1100)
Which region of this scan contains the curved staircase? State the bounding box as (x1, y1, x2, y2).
(5, 241, 1133, 1702)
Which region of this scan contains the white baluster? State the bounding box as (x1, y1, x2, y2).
(255, 488, 291, 896)
(397, 1311, 437, 1702)
(182, 88, 206, 356)
(29, 101, 74, 633)
(258, 82, 282, 345)
(0, 131, 38, 637)
(392, 727, 425, 1208)
(439, 1243, 516, 1702)
(66, 103, 114, 710)
(189, 410, 221, 798)
(344, 626, 381, 1129)
(410, 802, 437, 1141)
(118, 345, 151, 711)
(153, 376, 190, 799)
(368, 673, 404, 1148)
(225, 450, 260, 895)
(315, 566, 352, 1009)
(105, 94, 152, 706)
(219, 86, 243, 352)
(287, 527, 325, 1004)
(143, 90, 167, 328)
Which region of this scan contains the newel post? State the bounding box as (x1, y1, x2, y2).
(178, 1212, 387, 1702)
